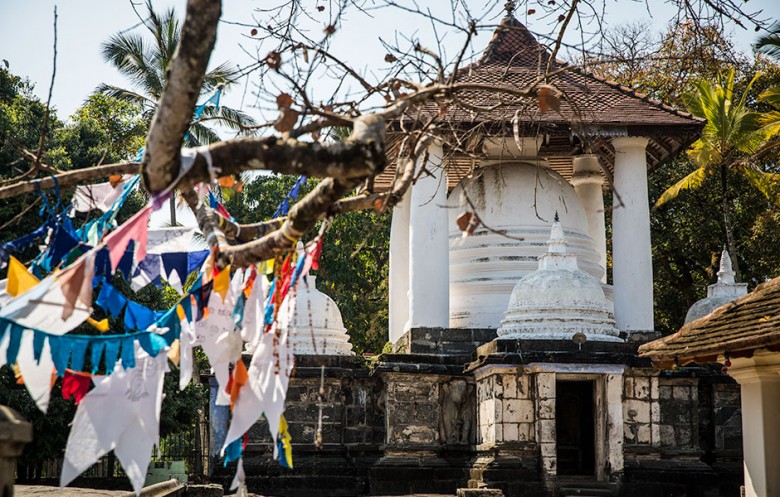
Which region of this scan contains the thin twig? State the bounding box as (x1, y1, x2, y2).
(35, 6, 58, 169)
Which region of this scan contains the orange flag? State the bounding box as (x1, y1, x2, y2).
(227, 360, 249, 411)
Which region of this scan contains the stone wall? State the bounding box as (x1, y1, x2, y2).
(476, 367, 536, 447)
(208, 351, 744, 497)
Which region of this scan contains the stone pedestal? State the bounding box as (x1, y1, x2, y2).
(0, 405, 32, 497)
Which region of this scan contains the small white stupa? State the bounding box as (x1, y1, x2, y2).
(498, 217, 622, 342)
(684, 249, 748, 324)
(276, 243, 354, 355)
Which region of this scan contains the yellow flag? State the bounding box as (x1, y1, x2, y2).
(86, 317, 110, 333)
(168, 339, 181, 366)
(7, 256, 39, 297)
(213, 265, 231, 302)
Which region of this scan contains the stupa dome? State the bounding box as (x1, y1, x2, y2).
(449, 160, 608, 329)
(684, 250, 748, 324)
(276, 245, 354, 355)
(497, 219, 621, 342)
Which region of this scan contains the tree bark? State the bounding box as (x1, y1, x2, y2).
(720, 164, 742, 281)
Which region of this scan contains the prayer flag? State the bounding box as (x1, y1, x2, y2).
(7, 256, 39, 297)
(61, 347, 168, 495)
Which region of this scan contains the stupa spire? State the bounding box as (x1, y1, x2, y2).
(717, 249, 736, 285)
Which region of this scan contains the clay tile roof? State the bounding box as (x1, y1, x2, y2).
(638, 276, 780, 368)
(437, 15, 704, 130)
(376, 16, 704, 193)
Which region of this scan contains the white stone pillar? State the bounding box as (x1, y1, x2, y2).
(611, 136, 653, 332)
(730, 365, 780, 497)
(571, 154, 607, 282)
(605, 373, 625, 475)
(389, 194, 410, 344)
(408, 142, 449, 329)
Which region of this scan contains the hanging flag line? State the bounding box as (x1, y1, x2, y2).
(0, 152, 330, 492)
(133, 86, 224, 162)
(272, 175, 308, 219)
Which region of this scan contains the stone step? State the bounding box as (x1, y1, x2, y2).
(558, 481, 617, 497)
(558, 487, 616, 497)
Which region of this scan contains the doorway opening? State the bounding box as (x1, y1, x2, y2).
(556, 380, 596, 476)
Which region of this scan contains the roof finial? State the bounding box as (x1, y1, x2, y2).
(504, 1, 515, 16)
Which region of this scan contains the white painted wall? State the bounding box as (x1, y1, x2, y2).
(611, 136, 654, 332)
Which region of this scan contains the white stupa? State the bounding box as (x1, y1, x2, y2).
(276, 243, 354, 355)
(497, 217, 622, 342)
(684, 250, 748, 324)
(449, 161, 607, 329)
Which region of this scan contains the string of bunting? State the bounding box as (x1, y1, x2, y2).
(0, 144, 328, 495)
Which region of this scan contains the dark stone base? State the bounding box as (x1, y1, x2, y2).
(370, 456, 471, 495)
(621, 457, 743, 497)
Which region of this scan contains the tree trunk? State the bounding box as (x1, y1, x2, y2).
(720, 165, 742, 281)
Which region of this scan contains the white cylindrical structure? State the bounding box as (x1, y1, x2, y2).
(449, 163, 605, 329)
(389, 194, 410, 343)
(611, 136, 653, 333)
(408, 142, 449, 329)
(571, 154, 607, 282)
(731, 366, 780, 497)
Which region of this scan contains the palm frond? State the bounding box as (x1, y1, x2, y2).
(94, 84, 156, 111)
(196, 105, 257, 132)
(101, 32, 163, 98)
(755, 22, 780, 61)
(187, 122, 222, 146)
(740, 166, 780, 206)
(202, 61, 241, 92)
(655, 167, 708, 207)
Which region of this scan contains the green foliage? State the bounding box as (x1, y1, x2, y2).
(0, 67, 201, 470)
(597, 22, 780, 333)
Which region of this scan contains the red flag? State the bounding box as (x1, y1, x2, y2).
(62, 371, 91, 405)
(103, 205, 152, 270)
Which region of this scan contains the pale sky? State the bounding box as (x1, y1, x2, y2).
(0, 0, 775, 228)
(1, 0, 775, 121)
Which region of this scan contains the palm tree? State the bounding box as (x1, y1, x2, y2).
(97, 2, 256, 222)
(655, 68, 778, 280)
(755, 23, 780, 154)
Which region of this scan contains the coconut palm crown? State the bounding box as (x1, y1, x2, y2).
(96, 2, 255, 146)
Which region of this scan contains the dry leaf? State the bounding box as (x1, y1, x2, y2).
(456, 211, 480, 236)
(265, 51, 282, 70)
(373, 198, 386, 213)
(274, 108, 300, 132)
(537, 85, 561, 113)
(250, 28, 258, 36)
(276, 93, 293, 109)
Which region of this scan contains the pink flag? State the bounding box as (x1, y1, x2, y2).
(103, 206, 152, 270)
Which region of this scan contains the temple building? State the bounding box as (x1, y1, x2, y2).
(211, 12, 749, 497)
